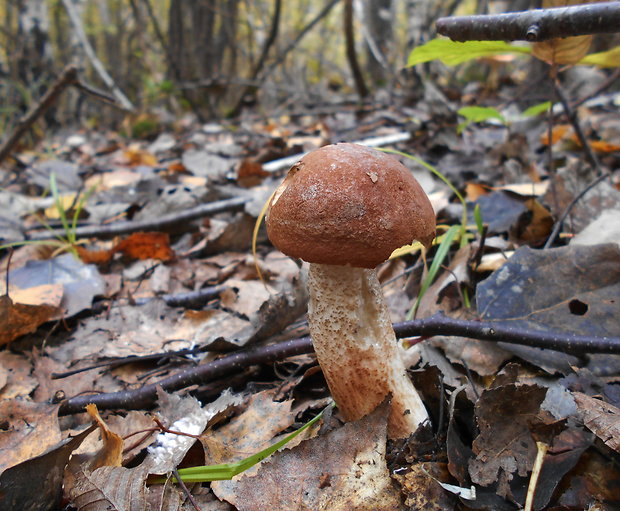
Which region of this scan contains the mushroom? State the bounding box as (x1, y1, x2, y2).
(266, 143, 436, 439)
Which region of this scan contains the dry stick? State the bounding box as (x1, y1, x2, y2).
(0, 65, 78, 165)
(61, 0, 134, 111)
(436, 2, 620, 42)
(22, 196, 250, 241)
(58, 313, 620, 415)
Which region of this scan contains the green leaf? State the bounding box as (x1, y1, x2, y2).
(579, 45, 620, 68)
(522, 101, 552, 118)
(458, 106, 506, 125)
(407, 39, 531, 67)
(474, 203, 484, 235)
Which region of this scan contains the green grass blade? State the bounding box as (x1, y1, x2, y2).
(407, 224, 460, 320)
(156, 403, 332, 484)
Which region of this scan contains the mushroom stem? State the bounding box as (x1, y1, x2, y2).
(307, 263, 429, 439)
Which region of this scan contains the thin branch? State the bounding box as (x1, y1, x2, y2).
(436, 2, 620, 42)
(22, 196, 250, 242)
(552, 78, 602, 174)
(58, 313, 620, 415)
(543, 172, 611, 249)
(0, 64, 78, 165)
(61, 0, 134, 111)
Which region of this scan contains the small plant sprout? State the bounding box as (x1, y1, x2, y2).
(266, 143, 436, 439)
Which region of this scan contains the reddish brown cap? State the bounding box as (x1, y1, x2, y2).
(266, 143, 436, 268)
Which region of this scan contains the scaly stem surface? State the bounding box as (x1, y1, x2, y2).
(308, 263, 428, 438)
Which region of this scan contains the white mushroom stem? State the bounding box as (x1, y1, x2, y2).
(307, 263, 429, 439)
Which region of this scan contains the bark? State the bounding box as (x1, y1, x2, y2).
(436, 1, 620, 42)
(344, 0, 370, 99)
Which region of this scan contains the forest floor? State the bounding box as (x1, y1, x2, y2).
(1, 63, 620, 511)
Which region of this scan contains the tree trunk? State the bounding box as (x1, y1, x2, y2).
(362, 0, 394, 85)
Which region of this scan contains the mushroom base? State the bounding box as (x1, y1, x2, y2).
(307, 263, 429, 439)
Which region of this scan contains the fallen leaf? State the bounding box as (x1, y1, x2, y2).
(469, 384, 548, 489)
(113, 232, 175, 261)
(573, 392, 620, 453)
(0, 295, 59, 345)
(0, 426, 94, 511)
(0, 401, 62, 473)
(477, 244, 620, 338)
(215, 402, 403, 511)
(532, 0, 595, 66)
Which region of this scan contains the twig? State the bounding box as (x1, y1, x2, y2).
(22, 196, 250, 241)
(436, 2, 620, 42)
(58, 313, 620, 415)
(552, 78, 602, 174)
(61, 0, 134, 111)
(0, 65, 78, 165)
(543, 172, 611, 249)
(173, 468, 203, 511)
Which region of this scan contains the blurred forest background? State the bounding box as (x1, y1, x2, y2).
(1, 0, 539, 136)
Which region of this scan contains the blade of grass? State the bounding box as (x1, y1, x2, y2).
(154, 403, 332, 484)
(407, 224, 460, 320)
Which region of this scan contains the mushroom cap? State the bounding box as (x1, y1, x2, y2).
(266, 143, 436, 268)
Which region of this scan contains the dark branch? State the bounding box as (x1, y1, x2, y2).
(436, 2, 620, 42)
(0, 65, 78, 165)
(22, 196, 250, 241)
(58, 313, 620, 415)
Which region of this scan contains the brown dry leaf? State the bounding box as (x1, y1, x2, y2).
(114, 232, 175, 262)
(512, 198, 554, 244)
(540, 124, 572, 146)
(70, 465, 150, 510)
(465, 182, 489, 201)
(0, 351, 38, 400)
(0, 400, 61, 473)
(206, 389, 295, 467)
(589, 140, 620, 153)
(469, 384, 549, 488)
(214, 401, 403, 511)
(532, 1, 595, 65)
(236, 158, 269, 188)
(573, 392, 620, 453)
(0, 283, 64, 307)
(0, 294, 60, 345)
(76, 245, 115, 265)
(85, 404, 124, 469)
(0, 425, 95, 511)
(123, 143, 158, 166)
